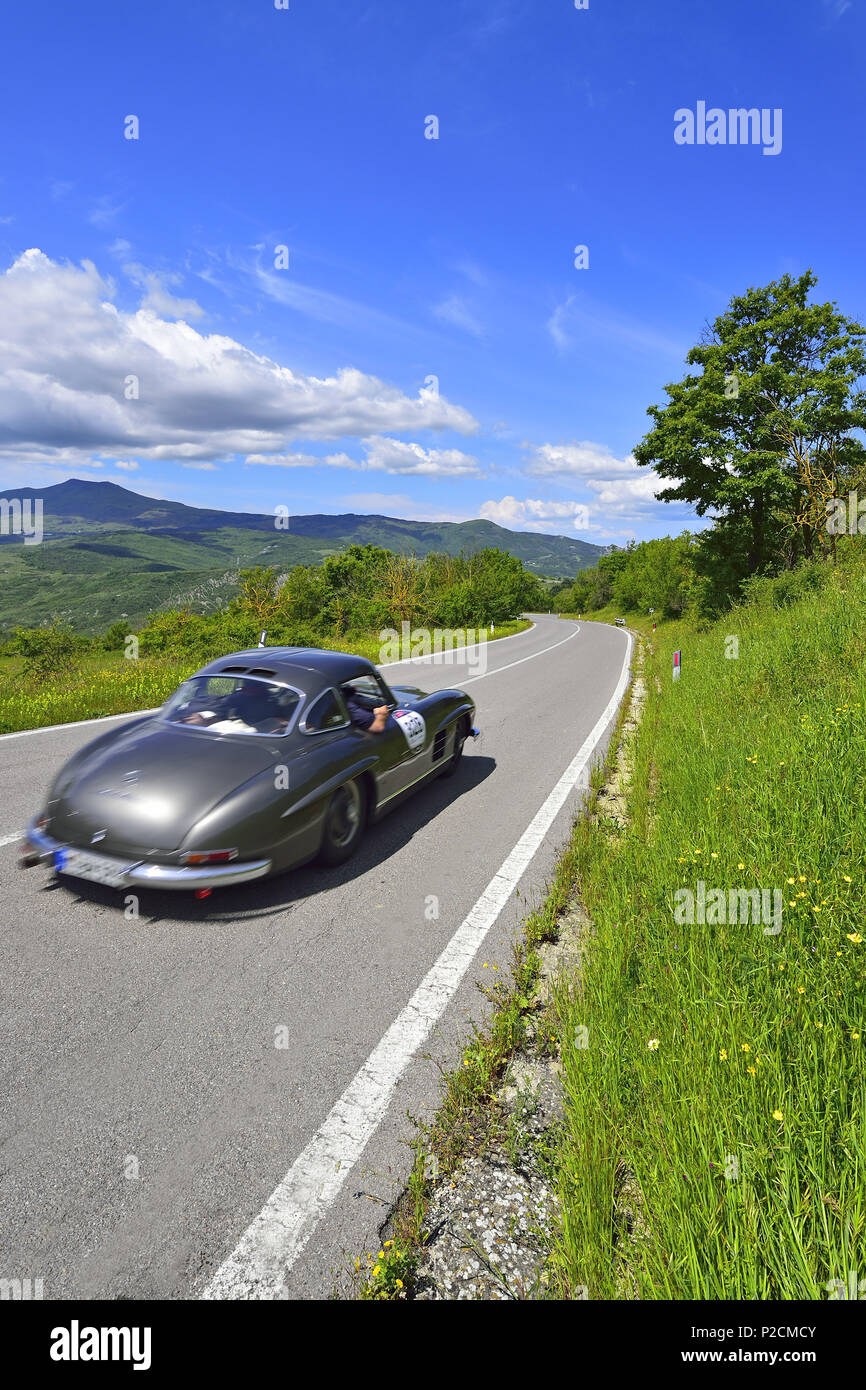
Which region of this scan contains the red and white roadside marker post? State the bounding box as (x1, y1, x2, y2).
(673, 649, 682, 681)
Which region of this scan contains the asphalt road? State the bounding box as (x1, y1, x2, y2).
(0, 614, 631, 1300)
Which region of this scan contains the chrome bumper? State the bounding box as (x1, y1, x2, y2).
(20, 821, 272, 891)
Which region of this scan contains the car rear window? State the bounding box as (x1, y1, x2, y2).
(161, 675, 302, 735)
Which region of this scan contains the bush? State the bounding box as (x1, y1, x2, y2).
(12, 622, 85, 681)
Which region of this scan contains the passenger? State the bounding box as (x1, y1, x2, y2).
(230, 679, 280, 730)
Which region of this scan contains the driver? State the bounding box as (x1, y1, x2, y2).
(342, 684, 389, 735)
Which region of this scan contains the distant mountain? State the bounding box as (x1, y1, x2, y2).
(0, 478, 604, 570)
(0, 479, 605, 633)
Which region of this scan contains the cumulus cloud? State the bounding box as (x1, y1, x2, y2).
(479, 496, 592, 532)
(361, 436, 481, 476)
(113, 459, 139, 470)
(0, 248, 479, 468)
(246, 436, 481, 478)
(584, 474, 667, 506)
(526, 441, 642, 481)
(508, 439, 689, 534)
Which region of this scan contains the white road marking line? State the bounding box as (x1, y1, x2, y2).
(460, 626, 577, 685)
(201, 626, 632, 1300)
(0, 620, 551, 742)
(0, 832, 22, 848)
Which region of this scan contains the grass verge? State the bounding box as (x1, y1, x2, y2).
(551, 570, 865, 1299)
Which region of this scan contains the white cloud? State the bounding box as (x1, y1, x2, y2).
(113, 459, 139, 470)
(246, 437, 481, 478)
(0, 248, 479, 468)
(433, 295, 485, 338)
(479, 496, 592, 532)
(526, 441, 641, 481)
(514, 439, 690, 532)
(124, 263, 204, 320)
(585, 474, 668, 507)
(361, 436, 481, 476)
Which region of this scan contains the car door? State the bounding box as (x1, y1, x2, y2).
(341, 675, 427, 803)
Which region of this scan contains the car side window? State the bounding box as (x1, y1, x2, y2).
(304, 688, 349, 733)
(341, 675, 390, 709)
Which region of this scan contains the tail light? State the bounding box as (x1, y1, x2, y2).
(179, 848, 239, 866)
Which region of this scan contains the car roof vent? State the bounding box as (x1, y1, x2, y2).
(246, 667, 277, 677)
(217, 664, 251, 674)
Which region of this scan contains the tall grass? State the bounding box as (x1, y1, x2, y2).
(553, 564, 865, 1299)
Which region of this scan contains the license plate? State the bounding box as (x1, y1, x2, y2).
(53, 847, 134, 888)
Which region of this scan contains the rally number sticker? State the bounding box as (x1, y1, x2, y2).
(393, 708, 426, 754)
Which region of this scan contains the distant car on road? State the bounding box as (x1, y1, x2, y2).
(20, 646, 478, 894)
(615, 617, 627, 627)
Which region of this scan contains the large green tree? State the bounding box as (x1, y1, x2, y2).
(633, 272, 866, 599)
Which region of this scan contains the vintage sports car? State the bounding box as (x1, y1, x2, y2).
(20, 645, 478, 894)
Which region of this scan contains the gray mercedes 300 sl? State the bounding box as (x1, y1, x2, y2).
(20, 645, 478, 894)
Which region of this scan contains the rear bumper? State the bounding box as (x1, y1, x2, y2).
(19, 821, 272, 891)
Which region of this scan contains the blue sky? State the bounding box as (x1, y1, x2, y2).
(0, 0, 863, 542)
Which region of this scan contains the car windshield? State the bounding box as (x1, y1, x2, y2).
(161, 675, 302, 736)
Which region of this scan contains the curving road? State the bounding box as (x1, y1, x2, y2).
(0, 615, 631, 1300)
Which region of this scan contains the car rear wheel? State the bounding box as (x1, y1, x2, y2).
(440, 718, 468, 778)
(318, 778, 366, 865)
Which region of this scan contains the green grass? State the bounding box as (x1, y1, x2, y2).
(551, 566, 866, 1299)
(0, 621, 530, 735)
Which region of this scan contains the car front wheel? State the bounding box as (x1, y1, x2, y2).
(318, 779, 366, 865)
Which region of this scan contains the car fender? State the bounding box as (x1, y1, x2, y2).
(279, 753, 379, 820)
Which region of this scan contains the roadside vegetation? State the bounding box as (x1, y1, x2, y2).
(552, 558, 865, 1299)
(0, 543, 538, 734)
